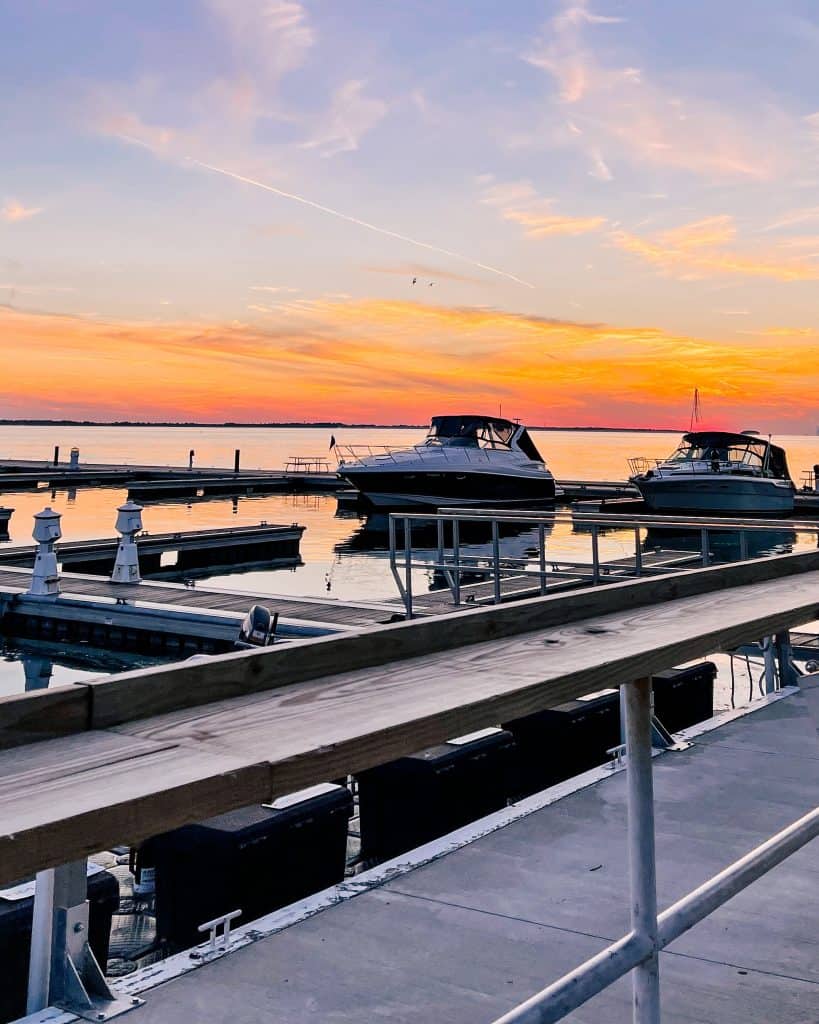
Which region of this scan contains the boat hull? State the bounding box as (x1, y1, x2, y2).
(340, 468, 556, 510)
(634, 475, 794, 515)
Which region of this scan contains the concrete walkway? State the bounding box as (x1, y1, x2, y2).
(128, 692, 819, 1024)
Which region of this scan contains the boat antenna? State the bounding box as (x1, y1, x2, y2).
(689, 388, 702, 431)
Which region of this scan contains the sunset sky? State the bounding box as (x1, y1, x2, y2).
(3, 1, 819, 429)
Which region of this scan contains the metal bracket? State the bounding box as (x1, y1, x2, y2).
(53, 904, 143, 1021)
(650, 714, 692, 752)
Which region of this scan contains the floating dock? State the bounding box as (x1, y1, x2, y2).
(0, 566, 407, 654)
(0, 458, 341, 496)
(0, 523, 304, 575)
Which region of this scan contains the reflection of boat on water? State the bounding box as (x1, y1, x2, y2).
(335, 511, 553, 554)
(337, 415, 557, 510)
(629, 431, 795, 515)
(643, 525, 796, 562)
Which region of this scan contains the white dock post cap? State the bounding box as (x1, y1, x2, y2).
(32, 506, 62, 544)
(112, 500, 143, 584)
(29, 507, 62, 596)
(115, 500, 144, 536)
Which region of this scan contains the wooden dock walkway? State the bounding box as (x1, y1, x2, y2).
(0, 566, 407, 648)
(117, 688, 819, 1024)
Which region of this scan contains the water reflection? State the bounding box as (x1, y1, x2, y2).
(642, 526, 796, 562)
(336, 511, 554, 554)
(0, 636, 164, 697)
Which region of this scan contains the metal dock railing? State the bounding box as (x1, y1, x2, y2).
(388, 508, 819, 617)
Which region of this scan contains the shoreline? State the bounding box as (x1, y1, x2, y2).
(0, 420, 682, 433)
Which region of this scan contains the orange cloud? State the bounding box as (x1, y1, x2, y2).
(3, 299, 819, 430)
(612, 217, 819, 281)
(1, 201, 43, 223)
(480, 178, 606, 239)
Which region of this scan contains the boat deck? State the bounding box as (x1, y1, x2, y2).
(120, 688, 819, 1024)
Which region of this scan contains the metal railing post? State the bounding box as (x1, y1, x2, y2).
(775, 630, 797, 688)
(492, 518, 502, 603)
(403, 517, 413, 620)
(27, 868, 55, 1012)
(634, 527, 643, 577)
(624, 678, 661, 1024)
(538, 523, 547, 594)
(591, 525, 600, 584)
(700, 528, 710, 567)
(452, 518, 461, 606)
(762, 636, 777, 693)
(388, 516, 409, 614)
(739, 530, 749, 561)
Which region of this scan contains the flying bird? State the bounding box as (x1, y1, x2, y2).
(412, 277, 417, 285)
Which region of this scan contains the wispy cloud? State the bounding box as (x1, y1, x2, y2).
(300, 79, 387, 157)
(523, 0, 795, 182)
(612, 216, 819, 281)
(1, 200, 43, 223)
(480, 178, 606, 238)
(249, 285, 301, 294)
(204, 0, 315, 81)
(763, 206, 819, 231)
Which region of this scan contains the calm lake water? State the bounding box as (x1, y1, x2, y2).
(0, 424, 816, 699)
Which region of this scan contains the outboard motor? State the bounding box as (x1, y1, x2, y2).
(236, 604, 278, 648)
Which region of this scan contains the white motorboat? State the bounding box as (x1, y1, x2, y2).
(337, 415, 557, 509)
(629, 431, 795, 515)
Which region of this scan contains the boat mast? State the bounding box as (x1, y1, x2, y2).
(689, 388, 702, 432)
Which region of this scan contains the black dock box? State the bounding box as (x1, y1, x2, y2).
(357, 727, 517, 863)
(149, 783, 353, 949)
(503, 689, 620, 799)
(652, 662, 715, 733)
(0, 868, 119, 1024)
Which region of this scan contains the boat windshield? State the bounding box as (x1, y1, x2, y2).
(669, 441, 766, 468)
(425, 416, 517, 450)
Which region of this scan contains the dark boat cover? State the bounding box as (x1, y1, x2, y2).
(682, 431, 791, 480)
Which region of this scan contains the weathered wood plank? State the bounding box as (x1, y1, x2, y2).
(0, 733, 271, 883)
(0, 684, 90, 748)
(88, 548, 819, 729)
(118, 567, 819, 788)
(2, 565, 819, 881)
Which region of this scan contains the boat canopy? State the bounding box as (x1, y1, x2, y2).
(425, 415, 544, 461)
(675, 431, 791, 480)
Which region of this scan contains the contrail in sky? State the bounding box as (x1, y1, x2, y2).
(187, 157, 535, 289)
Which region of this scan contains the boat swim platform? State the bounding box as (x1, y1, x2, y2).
(114, 688, 819, 1024)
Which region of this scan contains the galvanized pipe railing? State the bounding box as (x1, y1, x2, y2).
(492, 672, 819, 1024)
(389, 509, 817, 617)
